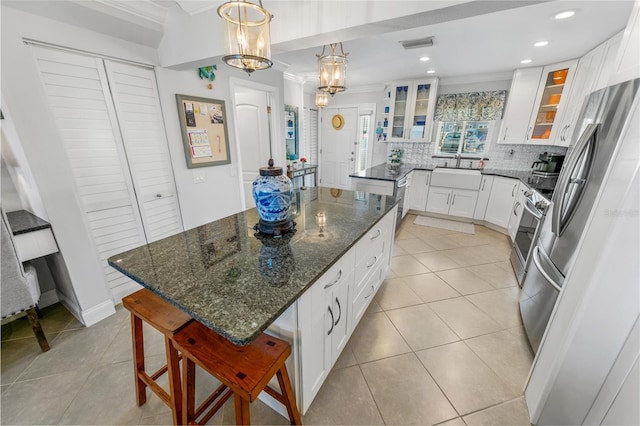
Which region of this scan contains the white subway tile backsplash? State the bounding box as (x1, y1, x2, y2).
(386, 142, 567, 171)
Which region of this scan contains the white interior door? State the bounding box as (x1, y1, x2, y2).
(234, 88, 271, 209)
(320, 107, 357, 189)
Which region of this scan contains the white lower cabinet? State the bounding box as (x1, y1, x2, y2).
(406, 170, 431, 211)
(426, 187, 478, 218)
(507, 183, 528, 241)
(484, 177, 518, 228)
(296, 206, 396, 413)
(474, 175, 495, 220)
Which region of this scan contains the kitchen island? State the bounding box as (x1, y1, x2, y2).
(108, 187, 398, 414)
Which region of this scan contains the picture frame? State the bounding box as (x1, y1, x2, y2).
(175, 94, 231, 168)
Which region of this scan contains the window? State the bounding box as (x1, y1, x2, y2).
(434, 90, 506, 156)
(436, 120, 492, 155)
(357, 114, 371, 172)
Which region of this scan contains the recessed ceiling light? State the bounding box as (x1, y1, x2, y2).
(554, 10, 575, 20)
(420, 57, 430, 62)
(521, 59, 533, 64)
(427, 69, 436, 74)
(534, 41, 549, 47)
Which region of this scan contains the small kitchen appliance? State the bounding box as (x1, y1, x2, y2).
(531, 152, 565, 173)
(252, 159, 295, 236)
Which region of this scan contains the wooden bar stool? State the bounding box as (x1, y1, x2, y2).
(122, 288, 193, 425)
(172, 320, 302, 425)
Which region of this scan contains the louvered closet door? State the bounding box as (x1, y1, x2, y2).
(104, 61, 182, 242)
(31, 46, 182, 301)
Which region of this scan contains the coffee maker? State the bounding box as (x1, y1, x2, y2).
(528, 152, 566, 197)
(531, 152, 565, 173)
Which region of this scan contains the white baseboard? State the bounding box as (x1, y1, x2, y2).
(81, 299, 116, 327)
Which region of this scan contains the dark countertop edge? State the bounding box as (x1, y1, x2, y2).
(5, 210, 52, 235)
(109, 197, 400, 346)
(350, 164, 534, 187)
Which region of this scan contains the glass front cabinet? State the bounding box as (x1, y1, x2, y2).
(526, 60, 578, 145)
(387, 78, 439, 142)
(285, 105, 298, 160)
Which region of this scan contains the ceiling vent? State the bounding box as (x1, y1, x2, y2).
(400, 37, 435, 50)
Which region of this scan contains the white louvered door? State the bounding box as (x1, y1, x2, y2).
(103, 61, 182, 242)
(31, 45, 182, 301)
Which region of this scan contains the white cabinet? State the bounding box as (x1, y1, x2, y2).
(297, 206, 396, 413)
(499, 60, 578, 146)
(593, 31, 623, 91)
(507, 183, 528, 241)
(499, 68, 542, 144)
(554, 45, 606, 147)
(350, 210, 394, 331)
(406, 170, 430, 211)
(484, 176, 518, 228)
(298, 249, 355, 412)
(526, 60, 579, 145)
(387, 79, 439, 142)
(352, 177, 394, 196)
(426, 187, 478, 218)
(473, 175, 494, 220)
(609, 1, 640, 86)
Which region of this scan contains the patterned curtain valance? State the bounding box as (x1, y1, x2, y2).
(434, 90, 507, 121)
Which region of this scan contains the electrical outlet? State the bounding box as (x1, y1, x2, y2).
(193, 171, 206, 184)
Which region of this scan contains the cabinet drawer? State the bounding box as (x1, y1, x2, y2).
(351, 264, 383, 329)
(352, 178, 394, 196)
(355, 212, 393, 262)
(354, 243, 385, 294)
(316, 248, 355, 290)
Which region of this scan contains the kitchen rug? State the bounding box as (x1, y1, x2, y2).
(414, 215, 475, 234)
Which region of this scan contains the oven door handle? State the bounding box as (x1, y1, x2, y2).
(396, 177, 408, 188)
(532, 246, 562, 292)
(524, 198, 543, 220)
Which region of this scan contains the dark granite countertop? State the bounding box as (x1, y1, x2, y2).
(351, 163, 535, 187)
(108, 188, 398, 346)
(5, 210, 52, 235)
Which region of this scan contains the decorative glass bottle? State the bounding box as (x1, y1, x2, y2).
(252, 159, 295, 235)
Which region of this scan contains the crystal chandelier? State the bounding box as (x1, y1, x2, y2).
(218, 0, 273, 74)
(315, 92, 329, 108)
(317, 42, 348, 95)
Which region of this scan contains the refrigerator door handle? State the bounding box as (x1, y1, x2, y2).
(552, 123, 599, 236)
(532, 246, 562, 292)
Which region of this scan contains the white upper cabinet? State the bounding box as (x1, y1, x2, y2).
(499, 68, 543, 144)
(525, 60, 578, 146)
(499, 60, 578, 146)
(387, 78, 438, 142)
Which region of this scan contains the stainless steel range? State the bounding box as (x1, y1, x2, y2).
(509, 188, 550, 286)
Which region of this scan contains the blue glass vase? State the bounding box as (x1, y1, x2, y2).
(252, 159, 295, 235)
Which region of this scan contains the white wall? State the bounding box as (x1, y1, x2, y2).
(157, 65, 285, 230)
(1, 4, 287, 324)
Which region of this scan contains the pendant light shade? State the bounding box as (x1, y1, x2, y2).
(218, 0, 273, 74)
(315, 92, 329, 108)
(317, 42, 348, 95)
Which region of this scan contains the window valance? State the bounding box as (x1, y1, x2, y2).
(434, 90, 507, 121)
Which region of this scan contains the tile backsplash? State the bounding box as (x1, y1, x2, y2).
(386, 141, 567, 170)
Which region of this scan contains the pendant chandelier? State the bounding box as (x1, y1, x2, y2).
(315, 92, 329, 108)
(217, 0, 273, 74)
(317, 42, 348, 95)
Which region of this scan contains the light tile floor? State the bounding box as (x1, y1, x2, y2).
(1, 214, 534, 425)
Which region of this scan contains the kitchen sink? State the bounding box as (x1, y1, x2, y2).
(431, 167, 482, 190)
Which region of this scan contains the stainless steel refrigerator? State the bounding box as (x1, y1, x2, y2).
(520, 78, 640, 353)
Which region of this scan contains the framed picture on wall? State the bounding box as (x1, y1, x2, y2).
(176, 94, 231, 168)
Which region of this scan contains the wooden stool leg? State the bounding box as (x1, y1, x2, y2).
(131, 313, 146, 406)
(165, 337, 182, 425)
(26, 308, 50, 352)
(276, 366, 302, 425)
(234, 394, 251, 425)
(182, 357, 196, 425)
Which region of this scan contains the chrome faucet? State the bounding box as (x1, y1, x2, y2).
(454, 153, 461, 168)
